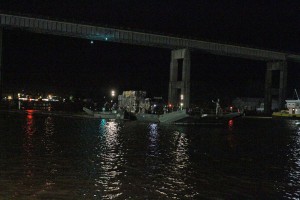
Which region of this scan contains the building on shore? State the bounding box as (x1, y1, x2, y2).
(232, 97, 279, 113)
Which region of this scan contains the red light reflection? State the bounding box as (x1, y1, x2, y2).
(227, 119, 237, 148)
(27, 110, 34, 119)
(25, 110, 35, 134)
(24, 109, 36, 178)
(228, 119, 234, 128)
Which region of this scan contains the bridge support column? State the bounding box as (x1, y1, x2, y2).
(168, 49, 190, 108)
(264, 61, 287, 114)
(0, 28, 2, 100)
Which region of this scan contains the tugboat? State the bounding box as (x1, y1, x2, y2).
(272, 89, 300, 118)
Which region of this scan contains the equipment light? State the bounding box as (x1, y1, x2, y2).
(111, 90, 115, 97)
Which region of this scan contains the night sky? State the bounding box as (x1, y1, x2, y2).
(1, 1, 300, 105)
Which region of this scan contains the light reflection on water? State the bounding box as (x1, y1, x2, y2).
(21, 112, 58, 198)
(23, 110, 35, 179)
(146, 123, 194, 199)
(92, 119, 123, 199)
(148, 123, 158, 155)
(282, 120, 300, 199)
(42, 116, 57, 190)
(164, 130, 193, 199)
(226, 119, 238, 149)
(1, 112, 300, 199)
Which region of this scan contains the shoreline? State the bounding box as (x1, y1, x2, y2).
(0, 109, 97, 119)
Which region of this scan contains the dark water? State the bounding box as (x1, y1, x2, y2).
(0, 110, 300, 199)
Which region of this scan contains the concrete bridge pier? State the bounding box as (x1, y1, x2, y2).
(264, 61, 287, 114)
(168, 49, 190, 108)
(0, 28, 2, 100)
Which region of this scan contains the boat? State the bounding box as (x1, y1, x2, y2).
(117, 90, 191, 123)
(136, 100, 242, 124)
(83, 107, 125, 119)
(173, 110, 242, 125)
(272, 89, 300, 118)
(136, 109, 189, 123)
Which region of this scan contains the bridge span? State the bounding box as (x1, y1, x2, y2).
(1, 12, 300, 113)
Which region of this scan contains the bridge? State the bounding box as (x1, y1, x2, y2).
(1, 12, 300, 113)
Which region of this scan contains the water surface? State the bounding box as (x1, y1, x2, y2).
(0, 111, 299, 199)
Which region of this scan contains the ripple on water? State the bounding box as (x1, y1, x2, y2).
(1, 114, 300, 199)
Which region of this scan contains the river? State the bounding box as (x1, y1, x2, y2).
(0, 110, 299, 199)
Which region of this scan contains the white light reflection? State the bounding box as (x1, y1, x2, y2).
(43, 116, 55, 154)
(156, 131, 194, 199)
(148, 123, 159, 155)
(92, 120, 123, 199)
(42, 116, 57, 189)
(174, 131, 189, 169)
(282, 120, 300, 199)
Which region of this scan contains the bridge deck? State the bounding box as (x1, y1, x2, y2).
(1, 13, 300, 62)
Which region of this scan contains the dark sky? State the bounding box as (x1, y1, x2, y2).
(1, 1, 300, 104)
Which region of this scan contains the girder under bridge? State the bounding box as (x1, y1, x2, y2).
(1, 12, 300, 113)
